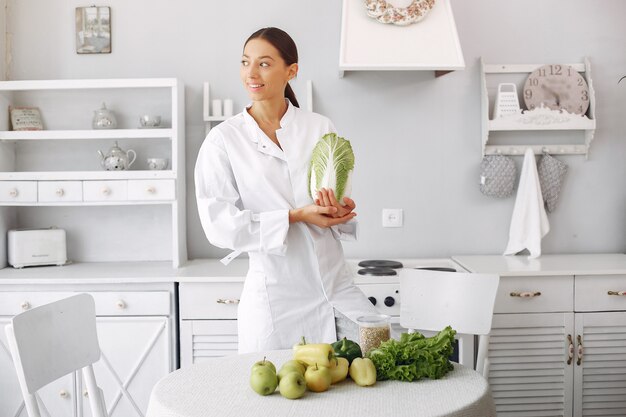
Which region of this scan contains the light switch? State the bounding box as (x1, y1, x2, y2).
(382, 209, 403, 228)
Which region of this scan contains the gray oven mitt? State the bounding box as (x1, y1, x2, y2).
(479, 155, 517, 198)
(537, 153, 568, 213)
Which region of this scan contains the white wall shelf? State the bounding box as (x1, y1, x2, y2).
(0, 170, 176, 180)
(0, 78, 187, 267)
(480, 58, 596, 158)
(0, 128, 173, 141)
(203, 81, 314, 135)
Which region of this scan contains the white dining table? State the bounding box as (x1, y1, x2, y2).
(146, 350, 496, 417)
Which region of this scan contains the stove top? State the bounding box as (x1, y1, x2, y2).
(351, 258, 467, 284)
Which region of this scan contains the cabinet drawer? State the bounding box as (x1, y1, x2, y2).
(0, 291, 170, 316)
(38, 181, 83, 202)
(128, 180, 175, 201)
(179, 282, 243, 319)
(0, 181, 37, 202)
(494, 275, 573, 313)
(83, 180, 128, 202)
(575, 274, 626, 312)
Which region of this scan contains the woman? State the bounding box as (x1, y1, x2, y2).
(195, 27, 378, 353)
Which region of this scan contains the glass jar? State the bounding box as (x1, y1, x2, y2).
(356, 314, 391, 355)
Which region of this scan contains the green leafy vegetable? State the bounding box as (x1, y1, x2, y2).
(367, 326, 457, 382)
(308, 133, 354, 203)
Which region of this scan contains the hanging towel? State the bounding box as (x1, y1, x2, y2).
(504, 148, 550, 259)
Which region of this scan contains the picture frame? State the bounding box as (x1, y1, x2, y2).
(75, 6, 111, 54)
(9, 107, 44, 131)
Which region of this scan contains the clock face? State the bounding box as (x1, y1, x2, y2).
(523, 64, 590, 115)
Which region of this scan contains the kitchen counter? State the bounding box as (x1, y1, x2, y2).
(0, 259, 250, 284)
(452, 253, 626, 276)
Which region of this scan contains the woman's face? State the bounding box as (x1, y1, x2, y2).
(241, 38, 298, 103)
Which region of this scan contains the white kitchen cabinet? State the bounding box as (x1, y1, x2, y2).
(179, 282, 242, 367)
(453, 255, 626, 417)
(0, 282, 175, 417)
(0, 78, 186, 267)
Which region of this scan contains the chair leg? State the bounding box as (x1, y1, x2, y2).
(82, 365, 108, 417)
(476, 334, 490, 378)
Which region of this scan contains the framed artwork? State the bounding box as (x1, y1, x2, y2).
(9, 107, 44, 131)
(75, 6, 111, 54)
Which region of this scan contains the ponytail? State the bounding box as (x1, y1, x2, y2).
(285, 83, 300, 108)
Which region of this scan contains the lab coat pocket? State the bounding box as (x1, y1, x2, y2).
(238, 273, 275, 346)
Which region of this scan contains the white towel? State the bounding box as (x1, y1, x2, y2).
(504, 148, 550, 259)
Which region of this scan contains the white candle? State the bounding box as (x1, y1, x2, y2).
(212, 99, 222, 117)
(223, 99, 234, 117)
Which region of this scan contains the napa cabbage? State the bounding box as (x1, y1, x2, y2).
(308, 133, 354, 204)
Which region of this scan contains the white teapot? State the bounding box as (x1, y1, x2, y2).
(97, 141, 136, 171)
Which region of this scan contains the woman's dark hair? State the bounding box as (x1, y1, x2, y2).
(244, 27, 299, 108)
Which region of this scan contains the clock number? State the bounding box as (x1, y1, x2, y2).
(528, 78, 539, 86)
(579, 105, 583, 113)
(550, 65, 562, 76)
(581, 91, 589, 101)
(524, 89, 533, 100)
(539, 68, 546, 77)
(568, 67, 573, 76)
(578, 78, 584, 86)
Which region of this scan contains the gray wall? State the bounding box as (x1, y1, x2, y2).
(4, 0, 626, 260)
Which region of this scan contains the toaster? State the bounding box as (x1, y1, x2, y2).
(8, 228, 67, 268)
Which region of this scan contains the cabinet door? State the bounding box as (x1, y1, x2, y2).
(489, 313, 574, 417)
(0, 317, 77, 417)
(81, 317, 170, 417)
(180, 320, 238, 368)
(574, 312, 626, 417)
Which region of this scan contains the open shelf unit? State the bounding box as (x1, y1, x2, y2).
(0, 78, 187, 267)
(203, 80, 314, 135)
(480, 58, 596, 158)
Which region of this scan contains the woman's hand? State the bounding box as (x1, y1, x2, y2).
(315, 188, 356, 219)
(289, 204, 356, 227)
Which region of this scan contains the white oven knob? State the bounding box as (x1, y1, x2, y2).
(9, 188, 18, 197)
(21, 301, 31, 310)
(56, 188, 65, 197)
(101, 187, 111, 195)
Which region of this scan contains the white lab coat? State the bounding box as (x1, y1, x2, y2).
(195, 101, 378, 353)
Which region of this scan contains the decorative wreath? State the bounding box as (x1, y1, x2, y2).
(364, 0, 436, 26)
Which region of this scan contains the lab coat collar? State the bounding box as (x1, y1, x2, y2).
(242, 100, 294, 162)
(242, 99, 295, 141)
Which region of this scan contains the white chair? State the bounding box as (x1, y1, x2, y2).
(5, 293, 108, 417)
(400, 269, 500, 378)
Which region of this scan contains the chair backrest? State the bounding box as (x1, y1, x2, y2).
(5, 293, 108, 417)
(400, 269, 500, 377)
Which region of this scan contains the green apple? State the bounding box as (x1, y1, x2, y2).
(277, 360, 306, 380)
(304, 364, 332, 392)
(279, 371, 306, 399)
(251, 357, 276, 374)
(250, 367, 278, 396)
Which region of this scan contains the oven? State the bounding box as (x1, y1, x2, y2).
(352, 258, 475, 368)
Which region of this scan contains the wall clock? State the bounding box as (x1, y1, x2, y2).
(522, 64, 590, 115)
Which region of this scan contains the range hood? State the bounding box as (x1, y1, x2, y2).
(339, 0, 465, 77)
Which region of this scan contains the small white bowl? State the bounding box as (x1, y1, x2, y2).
(147, 158, 168, 170)
(139, 115, 162, 128)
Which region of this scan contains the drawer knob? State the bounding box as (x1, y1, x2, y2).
(116, 300, 127, 309)
(510, 291, 541, 298)
(21, 301, 31, 310)
(216, 298, 240, 305)
(608, 290, 626, 296)
(102, 187, 111, 195)
(9, 188, 18, 197)
(147, 186, 156, 194)
(56, 188, 65, 197)
(83, 390, 89, 397)
(59, 389, 69, 399)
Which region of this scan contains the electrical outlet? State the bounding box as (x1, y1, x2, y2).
(382, 209, 403, 228)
